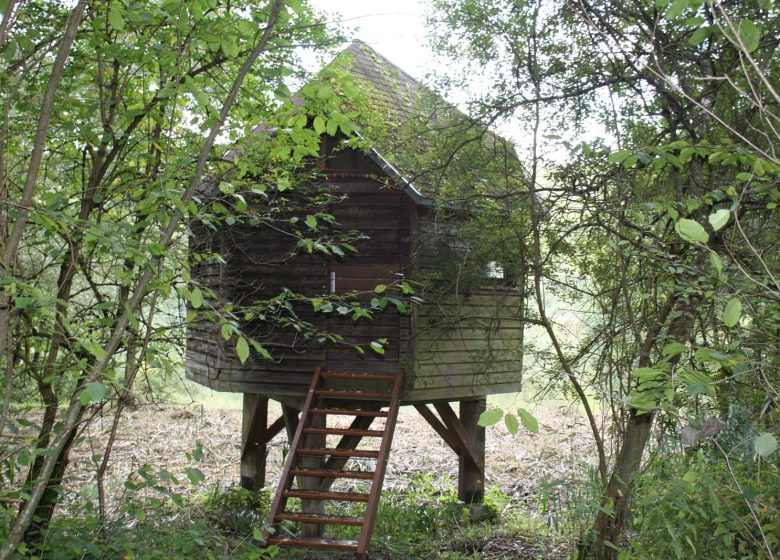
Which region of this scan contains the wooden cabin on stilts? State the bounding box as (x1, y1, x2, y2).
(186, 40, 526, 559)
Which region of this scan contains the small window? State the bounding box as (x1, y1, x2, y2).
(486, 261, 505, 279)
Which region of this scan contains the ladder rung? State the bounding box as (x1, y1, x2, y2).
(303, 427, 384, 437)
(290, 468, 375, 480)
(316, 389, 391, 399)
(310, 408, 388, 417)
(322, 372, 396, 382)
(283, 489, 369, 502)
(297, 447, 379, 458)
(275, 512, 364, 526)
(266, 536, 358, 551)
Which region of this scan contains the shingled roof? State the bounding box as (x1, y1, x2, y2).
(223, 41, 523, 207)
(330, 40, 523, 206)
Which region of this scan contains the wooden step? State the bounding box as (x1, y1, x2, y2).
(315, 389, 391, 399)
(283, 489, 370, 502)
(322, 372, 396, 382)
(290, 468, 375, 480)
(310, 408, 388, 417)
(297, 447, 379, 458)
(276, 512, 364, 526)
(303, 427, 384, 437)
(266, 536, 358, 551)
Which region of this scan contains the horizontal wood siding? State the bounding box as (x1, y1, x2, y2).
(407, 213, 524, 400)
(186, 143, 412, 396)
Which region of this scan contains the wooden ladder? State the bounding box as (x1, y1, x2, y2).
(265, 366, 404, 559)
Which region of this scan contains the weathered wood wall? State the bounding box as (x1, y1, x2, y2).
(405, 213, 524, 401)
(186, 141, 524, 402)
(186, 142, 412, 396)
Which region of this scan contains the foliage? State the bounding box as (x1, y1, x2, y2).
(426, 0, 780, 557)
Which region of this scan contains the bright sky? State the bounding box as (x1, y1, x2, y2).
(310, 0, 435, 80)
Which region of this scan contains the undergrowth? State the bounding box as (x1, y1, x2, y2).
(20, 476, 563, 560)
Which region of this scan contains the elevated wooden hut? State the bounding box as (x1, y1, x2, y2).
(186, 41, 526, 558)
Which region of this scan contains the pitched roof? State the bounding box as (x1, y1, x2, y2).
(330, 41, 523, 206)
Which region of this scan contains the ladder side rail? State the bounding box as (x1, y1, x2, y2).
(265, 366, 323, 537)
(357, 370, 404, 555)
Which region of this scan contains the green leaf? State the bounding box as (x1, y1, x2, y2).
(374, 284, 387, 294)
(13, 297, 34, 309)
(608, 150, 633, 164)
(190, 288, 203, 309)
(305, 215, 317, 229)
(738, 19, 760, 53)
(688, 26, 712, 45)
(675, 219, 709, 244)
(478, 408, 503, 427)
(236, 337, 250, 364)
(82, 382, 107, 404)
(220, 323, 232, 341)
(754, 433, 777, 457)
(709, 251, 723, 275)
(504, 413, 519, 435)
(369, 341, 385, 355)
(666, 0, 688, 19)
(313, 115, 326, 135)
(708, 209, 730, 231)
(148, 243, 165, 257)
(632, 367, 662, 381)
(662, 342, 687, 356)
(108, 9, 125, 31)
(518, 408, 539, 433)
(722, 298, 742, 328)
(185, 467, 206, 485)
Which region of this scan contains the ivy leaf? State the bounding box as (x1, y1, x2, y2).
(108, 9, 125, 31)
(722, 298, 742, 328)
(708, 209, 730, 231)
(477, 408, 503, 427)
(236, 337, 250, 364)
(754, 433, 777, 457)
(738, 19, 760, 53)
(504, 413, 519, 435)
(675, 219, 709, 244)
(190, 288, 203, 309)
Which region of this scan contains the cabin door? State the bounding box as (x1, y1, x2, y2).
(325, 262, 403, 372)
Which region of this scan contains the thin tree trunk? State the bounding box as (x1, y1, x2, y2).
(0, 0, 87, 415)
(0, 0, 21, 49)
(0, 3, 285, 556)
(589, 295, 696, 559)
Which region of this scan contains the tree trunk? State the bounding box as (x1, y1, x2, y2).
(587, 410, 654, 559)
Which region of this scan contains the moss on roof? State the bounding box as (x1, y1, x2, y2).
(324, 40, 526, 207)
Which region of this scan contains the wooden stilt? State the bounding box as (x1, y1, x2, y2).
(299, 413, 326, 537)
(240, 395, 268, 490)
(457, 398, 486, 504)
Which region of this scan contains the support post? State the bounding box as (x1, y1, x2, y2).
(299, 413, 326, 537)
(241, 394, 268, 491)
(457, 398, 486, 504)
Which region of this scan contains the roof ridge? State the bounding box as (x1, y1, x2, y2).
(344, 39, 422, 89)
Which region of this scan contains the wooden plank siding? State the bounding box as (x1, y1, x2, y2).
(185, 141, 524, 401)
